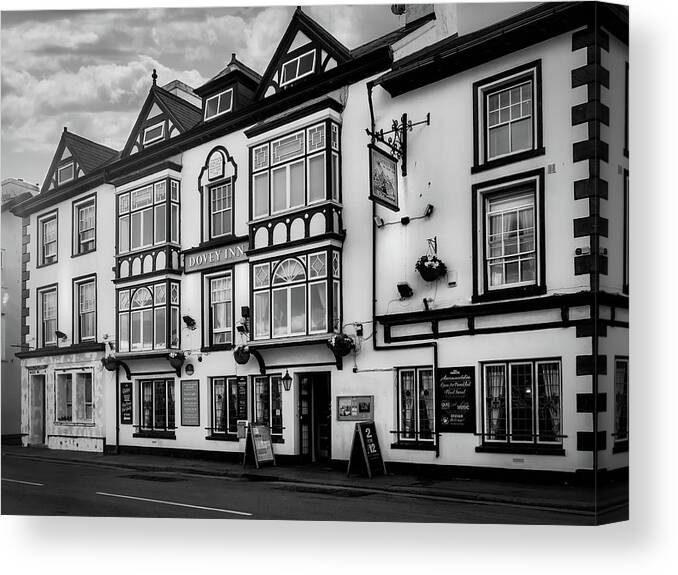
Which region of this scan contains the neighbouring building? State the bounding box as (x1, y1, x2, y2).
(11, 3, 628, 479)
(2, 178, 37, 444)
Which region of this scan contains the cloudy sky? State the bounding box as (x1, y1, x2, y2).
(1, 3, 400, 187)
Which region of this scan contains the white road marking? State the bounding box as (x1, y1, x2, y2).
(2, 478, 44, 486)
(95, 491, 252, 516)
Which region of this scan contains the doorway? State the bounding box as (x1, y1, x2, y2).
(299, 373, 331, 463)
(29, 374, 46, 446)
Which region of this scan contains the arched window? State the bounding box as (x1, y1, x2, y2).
(131, 287, 152, 308)
(273, 258, 306, 284)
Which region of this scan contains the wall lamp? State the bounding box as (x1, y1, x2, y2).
(397, 282, 414, 299)
(281, 369, 293, 391)
(374, 204, 435, 228)
(183, 315, 197, 330)
(54, 330, 68, 342)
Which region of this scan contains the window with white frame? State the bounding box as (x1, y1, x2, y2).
(38, 286, 57, 347)
(614, 358, 629, 444)
(253, 251, 340, 339)
(117, 281, 180, 352)
(204, 88, 233, 121)
(482, 359, 561, 445)
(140, 379, 174, 431)
(117, 179, 180, 254)
(253, 375, 283, 436)
(396, 368, 434, 443)
(58, 162, 74, 185)
(474, 61, 542, 168)
(73, 197, 96, 255)
(211, 376, 248, 434)
(56, 371, 93, 423)
(474, 171, 544, 300)
(74, 277, 96, 343)
(250, 121, 340, 219)
(143, 122, 164, 145)
(280, 49, 315, 86)
(210, 182, 233, 238)
(38, 212, 58, 266)
(208, 273, 232, 346)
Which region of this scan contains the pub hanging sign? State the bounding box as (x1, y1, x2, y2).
(368, 144, 399, 212)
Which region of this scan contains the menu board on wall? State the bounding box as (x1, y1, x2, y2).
(437, 367, 476, 433)
(120, 382, 133, 425)
(181, 380, 200, 427)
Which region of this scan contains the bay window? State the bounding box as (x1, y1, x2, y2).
(482, 359, 562, 447)
(56, 371, 93, 423)
(396, 368, 434, 444)
(250, 120, 341, 219)
(117, 281, 180, 352)
(117, 179, 180, 254)
(140, 379, 175, 431)
(211, 376, 248, 435)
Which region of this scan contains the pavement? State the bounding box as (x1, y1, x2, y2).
(1, 445, 628, 515)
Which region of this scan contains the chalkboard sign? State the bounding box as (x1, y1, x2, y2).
(181, 380, 200, 427)
(346, 422, 387, 478)
(437, 366, 476, 433)
(120, 382, 133, 425)
(242, 423, 275, 469)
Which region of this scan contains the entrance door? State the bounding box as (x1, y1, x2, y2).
(29, 374, 46, 446)
(298, 373, 331, 463)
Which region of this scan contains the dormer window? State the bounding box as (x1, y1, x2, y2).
(58, 162, 74, 185)
(205, 88, 233, 121)
(143, 122, 165, 146)
(280, 50, 315, 87)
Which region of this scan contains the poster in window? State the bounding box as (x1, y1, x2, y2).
(437, 366, 476, 433)
(368, 144, 399, 212)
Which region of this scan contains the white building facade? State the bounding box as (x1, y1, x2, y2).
(13, 3, 628, 477)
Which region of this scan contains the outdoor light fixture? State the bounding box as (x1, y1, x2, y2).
(373, 215, 385, 228)
(397, 282, 414, 299)
(281, 370, 293, 391)
(54, 330, 68, 341)
(236, 320, 249, 334)
(424, 204, 434, 217)
(182, 315, 197, 330)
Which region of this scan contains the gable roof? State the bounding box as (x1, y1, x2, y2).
(41, 128, 119, 193)
(254, 7, 351, 100)
(122, 77, 202, 157)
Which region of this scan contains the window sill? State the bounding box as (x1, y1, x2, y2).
(71, 248, 96, 259)
(205, 434, 239, 442)
(475, 444, 565, 456)
(471, 147, 546, 174)
(612, 440, 628, 454)
(390, 442, 437, 452)
(133, 431, 176, 440)
(472, 284, 546, 303)
(36, 261, 58, 269)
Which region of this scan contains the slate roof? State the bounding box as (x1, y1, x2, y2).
(63, 130, 119, 173)
(153, 86, 202, 131)
(209, 54, 262, 85)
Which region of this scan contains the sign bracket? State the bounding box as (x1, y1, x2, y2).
(365, 112, 431, 176)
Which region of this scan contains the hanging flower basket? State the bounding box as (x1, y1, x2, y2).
(101, 356, 118, 372)
(233, 345, 251, 365)
(327, 333, 355, 357)
(415, 254, 447, 282)
(168, 352, 186, 370)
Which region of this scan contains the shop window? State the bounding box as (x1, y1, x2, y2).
(614, 358, 629, 449)
(210, 181, 233, 238)
(250, 121, 340, 220)
(473, 60, 543, 171)
(473, 170, 545, 302)
(117, 281, 180, 352)
(117, 179, 179, 254)
(205, 88, 233, 121)
(207, 272, 232, 347)
(74, 276, 96, 343)
(253, 375, 283, 437)
(211, 377, 247, 435)
(73, 196, 96, 255)
(38, 212, 58, 266)
(481, 359, 562, 447)
(37, 286, 57, 347)
(56, 372, 93, 423)
(280, 49, 315, 86)
(395, 368, 434, 445)
(140, 379, 175, 431)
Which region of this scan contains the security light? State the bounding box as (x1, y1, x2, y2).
(182, 315, 197, 330)
(424, 204, 434, 217)
(54, 330, 68, 341)
(397, 282, 413, 299)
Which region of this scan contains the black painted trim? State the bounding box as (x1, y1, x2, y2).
(475, 445, 565, 456)
(576, 431, 607, 452)
(108, 160, 182, 187)
(576, 355, 607, 376)
(16, 342, 105, 359)
(623, 169, 629, 294)
(576, 393, 607, 413)
(245, 97, 344, 138)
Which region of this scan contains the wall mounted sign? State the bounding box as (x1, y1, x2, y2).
(208, 152, 225, 180)
(337, 395, 373, 421)
(120, 381, 133, 425)
(183, 240, 248, 273)
(437, 366, 476, 433)
(180, 379, 200, 427)
(369, 144, 399, 212)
